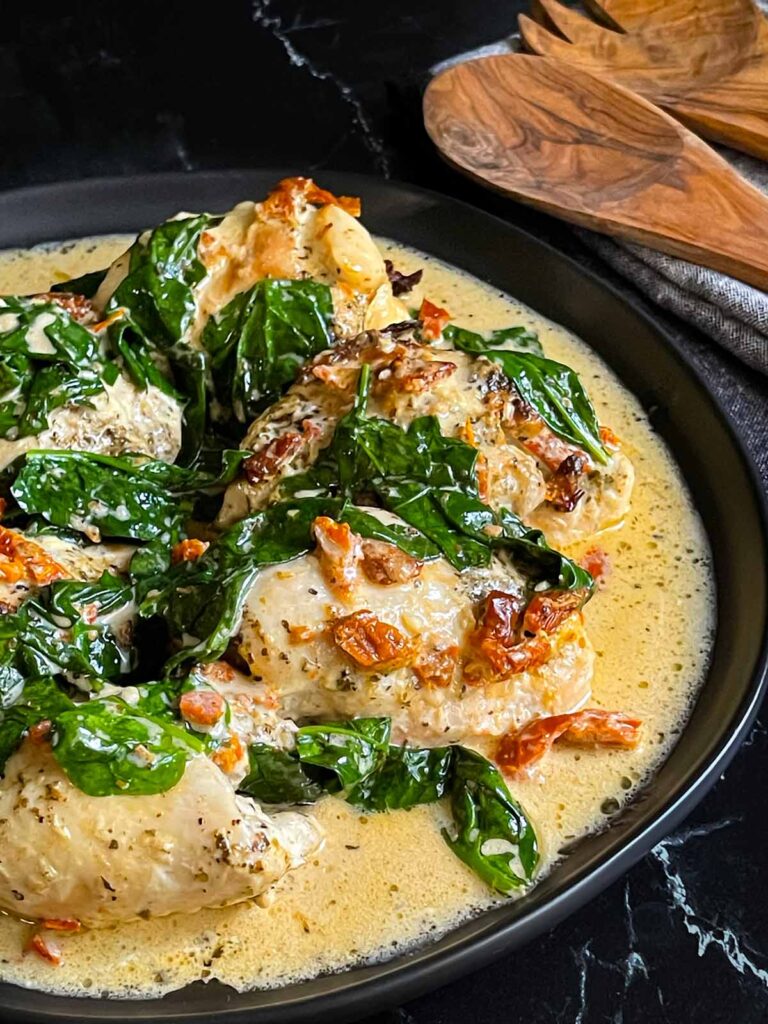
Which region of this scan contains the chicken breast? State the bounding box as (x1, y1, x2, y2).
(191, 178, 409, 344)
(0, 743, 321, 927)
(0, 373, 183, 473)
(0, 527, 135, 613)
(218, 331, 633, 546)
(235, 511, 593, 745)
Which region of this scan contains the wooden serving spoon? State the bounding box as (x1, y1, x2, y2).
(423, 54, 768, 290)
(519, 0, 768, 159)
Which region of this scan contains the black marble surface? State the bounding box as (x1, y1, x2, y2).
(2, 3, 768, 1022)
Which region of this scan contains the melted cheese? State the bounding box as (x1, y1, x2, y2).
(0, 234, 714, 1000)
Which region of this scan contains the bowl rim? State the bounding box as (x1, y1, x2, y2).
(0, 168, 764, 1023)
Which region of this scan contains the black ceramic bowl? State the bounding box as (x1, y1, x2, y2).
(0, 171, 765, 1023)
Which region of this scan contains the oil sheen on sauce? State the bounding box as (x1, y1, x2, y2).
(0, 234, 714, 998)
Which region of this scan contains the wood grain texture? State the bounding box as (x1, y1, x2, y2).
(519, 0, 768, 159)
(423, 54, 768, 290)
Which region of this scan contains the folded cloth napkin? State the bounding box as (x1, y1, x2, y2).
(432, 43, 768, 376)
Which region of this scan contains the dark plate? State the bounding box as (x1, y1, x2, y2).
(0, 170, 765, 1023)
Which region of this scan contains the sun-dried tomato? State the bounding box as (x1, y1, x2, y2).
(360, 538, 422, 586)
(41, 918, 81, 932)
(547, 451, 588, 512)
(475, 591, 525, 646)
(419, 298, 451, 341)
(522, 589, 586, 635)
(26, 932, 62, 965)
(243, 432, 305, 485)
(28, 720, 52, 746)
(212, 732, 245, 774)
(171, 538, 209, 564)
(413, 644, 459, 688)
(599, 425, 621, 450)
(313, 517, 363, 599)
(331, 610, 418, 670)
(0, 526, 67, 586)
(580, 546, 611, 586)
(179, 690, 226, 727)
(263, 177, 361, 219)
(34, 291, 97, 324)
(384, 260, 424, 296)
(496, 709, 642, 775)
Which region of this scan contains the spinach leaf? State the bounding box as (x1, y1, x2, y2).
(296, 368, 591, 591)
(443, 324, 608, 465)
(237, 717, 538, 895)
(0, 295, 107, 440)
(51, 696, 203, 796)
(346, 744, 453, 811)
(50, 269, 108, 299)
(239, 743, 324, 804)
(443, 747, 539, 894)
(202, 279, 334, 425)
(0, 573, 136, 686)
(443, 323, 543, 356)
(11, 449, 248, 543)
(0, 676, 74, 770)
(105, 215, 220, 460)
(295, 717, 392, 788)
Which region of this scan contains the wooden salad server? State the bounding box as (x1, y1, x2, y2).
(423, 54, 768, 290)
(519, 0, 768, 159)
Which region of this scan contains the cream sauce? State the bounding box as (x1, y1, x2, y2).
(0, 234, 714, 998)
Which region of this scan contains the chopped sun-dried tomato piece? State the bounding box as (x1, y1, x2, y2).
(476, 451, 490, 503)
(171, 538, 209, 564)
(374, 353, 457, 396)
(264, 177, 361, 219)
(496, 709, 642, 775)
(0, 525, 67, 586)
(384, 259, 423, 296)
(212, 732, 245, 774)
(33, 291, 97, 324)
(599, 425, 621, 450)
(466, 633, 552, 683)
(580, 546, 611, 586)
(243, 432, 305, 486)
(313, 516, 363, 599)
(27, 932, 62, 965)
(413, 644, 459, 688)
(547, 451, 588, 512)
(199, 661, 236, 683)
(476, 591, 526, 646)
(331, 610, 418, 670)
(28, 720, 52, 746)
(522, 589, 587, 636)
(179, 690, 226, 727)
(360, 538, 422, 586)
(91, 307, 126, 333)
(419, 298, 451, 341)
(41, 918, 81, 933)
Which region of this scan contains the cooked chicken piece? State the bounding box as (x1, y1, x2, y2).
(218, 331, 633, 546)
(0, 743, 321, 927)
(192, 178, 409, 342)
(0, 373, 183, 472)
(0, 527, 134, 613)
(234, 511, 593, 745)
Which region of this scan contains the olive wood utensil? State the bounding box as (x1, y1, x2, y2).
(519, 0, 768, 159)
(423, 53, 768, 290)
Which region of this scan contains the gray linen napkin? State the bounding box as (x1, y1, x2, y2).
(432, 42, 768, 376)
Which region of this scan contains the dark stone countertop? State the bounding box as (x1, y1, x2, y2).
(2, 3, 767, 1021)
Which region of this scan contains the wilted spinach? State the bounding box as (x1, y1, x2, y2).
(202, 278, 334, 425)
(443, 746, 539, 894)
(51, 695, 204, 796)
(238, 716, 538, 894)
(11, 448, 248, 542)
(0, 295, 109, 440)
(443, 324, 608, 464)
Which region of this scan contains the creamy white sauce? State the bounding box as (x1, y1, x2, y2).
(0, 233, 714, 1000)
